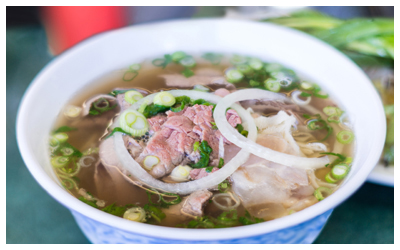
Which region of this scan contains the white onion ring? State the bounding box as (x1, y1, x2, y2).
(82, 94, 116, 116)
(113, 90, 252, 195)
(212, 192, 241, 211)
(214, 89, 329, 169)
(291, 90, 311, 106)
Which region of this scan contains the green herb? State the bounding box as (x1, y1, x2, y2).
(143, 104, 170, 118)
(182, 68, 194, 78)
(159, 193, 182, 206)
(89, 98, 117, 116)
(152, 54, 173, 69)
(170, 95, 191, 113)
(191, 141, 213, 169)
(218, 180, 230, 193)
(205, 166, 214, 173)
(78, 196, 98, 208)
(193, 141, 200, 152)
(101, 203, 135, 217)
(143, 204, 166, 223)
(320, 152, 347, 168)
(217, 158, 224, 168)
(238, 210, 265, 225)
(202, 53, 223, 65)
(235, 124, 249, 137)
(179, 210, 264, 228)
(56, 142, 82, 157)
(122, 70, 138, 81)
(305, 114, 333, 141)
(249, 80, 261, 86)
(210, 121, 218, 130)
(106, 127, 131, 139)
(54, 126, 77, 133)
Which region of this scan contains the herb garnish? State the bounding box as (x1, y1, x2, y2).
(191, 141, 213, 169)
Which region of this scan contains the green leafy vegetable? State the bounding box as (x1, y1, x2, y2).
(182, 68, 194, 78)
(235, 124, 249, 137)
(54, 126, 77, 133)
(106, 127, 131, 139)
(143, 104, 170, 118)
(78, 196, 98, 208)
(191, 141, 213, 169)
(101, 203, 135, 217)
(218, 180, 230, 193)
(217, 158, 224, 168)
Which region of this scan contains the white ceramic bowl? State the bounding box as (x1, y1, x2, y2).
(16, 19, 386, 243)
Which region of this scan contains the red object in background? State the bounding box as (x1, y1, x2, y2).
(42, 6, 127, 55)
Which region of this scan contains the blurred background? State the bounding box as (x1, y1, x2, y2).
(7, 6, 393, 243)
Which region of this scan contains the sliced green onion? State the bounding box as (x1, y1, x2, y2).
(323, 106, 342, 116)
(279, 77, 293, 88)
(64, 105, 82, 118)
(120, 110, 149, 136)
(171, 51, 186, 62)
(93, 98, 111, 111)
(313, 90, 329, 99)
(225, 69, 244, 83)
(300, 81, 314, 91)
(123, 207, 146, 222)
(123, 70, 138, 81)
(182, 68, 194, 78)
(193, 141, 200, 152)
(53, 133, 68, 143)
(314, 187, 332, 201)
(129, 64, 141, 71)
(143, 155, 159, 170)
(137, 100, 148, 114)
(337, 131, 354, 144)
(51, 156, 70, 168)
(124, 90, 143, 104)
(300, 92, 312, 97)
(179, 56, 196, 68)
(202, 53, 223, 65)
(307, 119, 327, 130)
(60, 147, 74, 156)
(344, 157, 353, 164)
(49, 137, 60, 147)
(153, 92, 176, 107)
(249, 58, 263, 70)
(249, 80, 260, 86)
(264, 78, 281, 92)
(61, 177, 78, 190)
(230, 55, 247, 65)
(331, 163, 349, 180)
(264, 63, 283, 73)
(236, 64, 252, 74)
(218, 181, 230, 193)
(160, 193, 182, 205)
(193, 85, 210, 92)
(325, 172, 338, 183)
(327, 114, 341, 123)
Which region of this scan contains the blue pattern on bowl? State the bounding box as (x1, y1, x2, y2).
(71, 209, 332, 244)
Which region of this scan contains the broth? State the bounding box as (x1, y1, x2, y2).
(49, 53, 354, 228)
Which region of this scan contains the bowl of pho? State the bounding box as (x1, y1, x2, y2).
(17, 19, 386, 243)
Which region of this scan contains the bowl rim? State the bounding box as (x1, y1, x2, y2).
(16, 18, 386, 241)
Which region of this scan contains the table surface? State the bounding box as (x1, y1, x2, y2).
(6, 25, 394, 244)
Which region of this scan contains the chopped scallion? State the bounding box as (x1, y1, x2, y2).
(325, 172, 338, 183)
(153, 92, 176, 107)
(53, 133, 69, 143)
(171, 51, 186, 62)
(337, 131, 354, 144)
(264, 78, 281, 92)
(314, 187, 332, 201)
(331, 163, 349, 180)
(179, 56, 196, 68)
(51, 156, 70, 168)
(225, 69, 244, 83)
(124, 90, 143, 104)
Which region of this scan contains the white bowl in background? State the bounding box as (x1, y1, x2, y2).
(16, 19, 386, 243)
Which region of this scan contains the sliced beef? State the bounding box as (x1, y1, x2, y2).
(124, 135, 145, 159)
(136, 104, 242, 179)
(226, 109, 241, 128)
(147, 114, 167, 133)
(181, 190, 213, 217)
(214, 88, 231, 97)
(189, 167, 219, 180)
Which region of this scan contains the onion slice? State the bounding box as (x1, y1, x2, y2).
(113, 90, 252, 195)
(214, 89, 330, 169)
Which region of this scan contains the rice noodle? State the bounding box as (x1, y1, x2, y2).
(214, 89, 330, 169)
(113, 90, 253, 195)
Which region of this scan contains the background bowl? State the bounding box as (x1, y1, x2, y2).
(16, 19, 386, 243)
